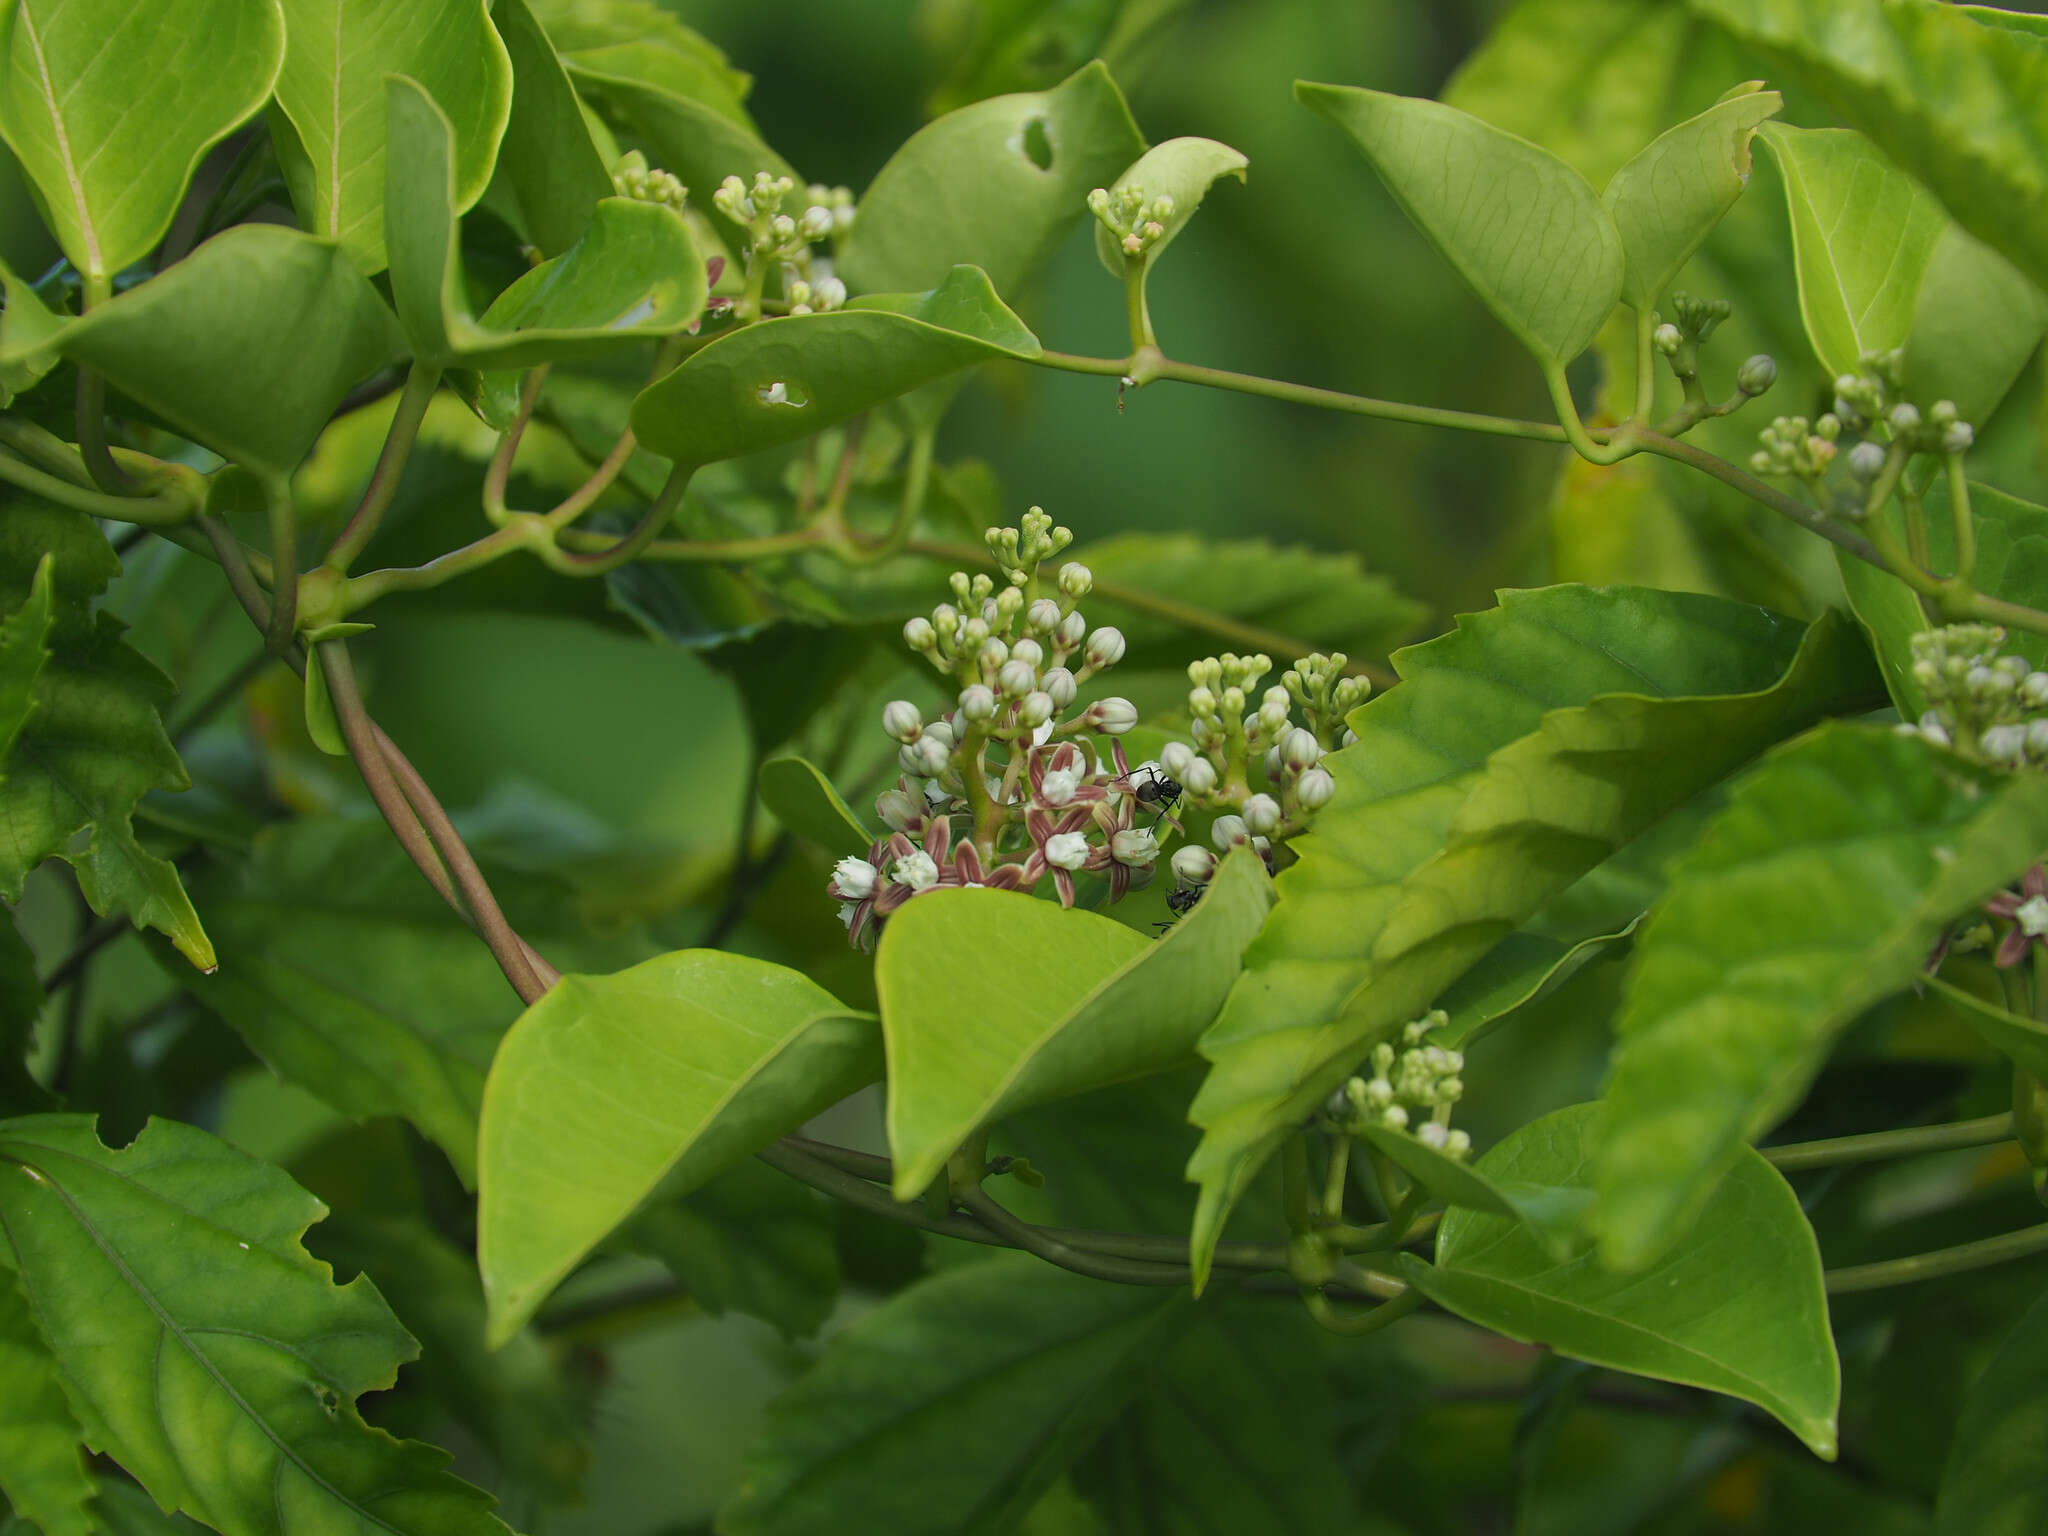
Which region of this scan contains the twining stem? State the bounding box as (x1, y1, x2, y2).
(957, 1186, 1192, 1286)
(73, 276, 135, 496)
(484, 368, 549, 527)
(0, 416, 95, 484)
(327, 360, 440, 570)
(258, 469, 298, 654)
(1303, 1284, 1421, 1336)
(1763, 1113, 2015, 1171)
(536, 464, 692, 575)
(1825, 1220, 2048, 1294)
(1542, 363, 1635, 466)
(0, 446, 199, 525)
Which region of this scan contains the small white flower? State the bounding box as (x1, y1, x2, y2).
(1982, 724, 2028, 765)
(1040, 767, 1080, 806)
(837, 900, 859, 931)
(812, 275, 847, 311)
(2019, 895, 2048, 937)
(1112, 827, 1159, 866)
(893, 851, 940, 890)
(1045, 831, 1091, 870)
(831, 856, 879, 899)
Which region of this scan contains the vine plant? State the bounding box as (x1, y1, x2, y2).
(6, 0, 2048, 1531)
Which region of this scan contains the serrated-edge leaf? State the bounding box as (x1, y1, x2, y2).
(883, 850, 1274, 1200)
(1594, 723, 2048, 1269)
(1186, 593, 1878, 1289)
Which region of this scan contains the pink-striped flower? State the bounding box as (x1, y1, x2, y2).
(1988, 864, 2048, 968)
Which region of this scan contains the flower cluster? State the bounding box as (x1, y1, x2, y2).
(1153, 650, 1365, 894)
(1323, 1011, 1471, 1158)
(1086, 183, 1175, 258)
(826, 509, 1172, 945)
(711, 172, 853, 313)
(610, 151, 687, 212)
(1751, 348, 1974, 509)
(1895, 624, 2048, 768)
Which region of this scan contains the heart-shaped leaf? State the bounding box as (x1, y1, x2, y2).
(477, 948, 879, 1345)
(1090, 135, 1247, 278)
(0, 1114, 514, 1533)
(1298, 80, 1624, 368)
(1403, 1102, 1838, 1458)
(630, 264, 1039, 465)
(1593, 724, 2048, 1270)
(878, 850, 1274, 1201)
(1603, 85, 1781, 309)
(385, 76, 705, 369)
(758, 755, 872, 854)
(269, 0, 512, 272)
(0, 0, 284, 281)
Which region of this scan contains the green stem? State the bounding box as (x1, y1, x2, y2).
(1631, 307, 1655, 424)
(1948, 454, 1978, 586)
(0, 416, 93, 484)
(1900, 474, 1930, 572)
(1322, 1134, 1351, 1223)
(1123, 264, 1157, 355)
(542, 427, 639, 531)
(1630, 428, 1886, 569)
(957, 1186, 1192, 1286)
(259, 468, 298, 654)
(1542, 363, 1636, 466)
(1825, 1221, 2048, 1294)
(559, 527, 829, 563)
(0, 446, 200, 525)
(73, 275, 136, 495)
(537, 465, 693, 575)
(484, 368, 548, 528)
(326, 361, 439, 570)
(834, 425, 932, 565)
(1303, 1283, 1421, 1337)
(1762, 1113, 2014, 1172)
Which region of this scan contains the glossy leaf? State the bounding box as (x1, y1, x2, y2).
(628, 1159, 839, 1340)
(1298, 81, 1624, 367)
(1904, 219, 2048, 427)
(1404, 1102, 1838, 1457)
(758, 754, 872, 853)
(384, 77, 704, 368)
(0, 1263, 92, 1536)
(1090, 135, 1247, 278)
(533, 0, 751, 108)
(631, 264, 1040, 464)
(269, 0, 512, 272)
(477, 948, 879, 1345)
(1186, 593, 1879, 1288)
(1924, 976, 2048, 1087)
(1068, 532, 1427, 669)
(0, 1114, 513, 1533)
(880, 850, 1273, 1200)
(718, 1255, 1187, 1536)
(1697, 0, 2048, 293)
(1603, 85, 1781, 309)
(0, 0, 283, 281)
(1834, 553, 1933, 722)
(1433, 919, 1638, 1050)
(838, 61, 1146, 296)
(1593, 725, 2048, 1270)
(1356, 1122, 1590, 1257)
(1937, 1288, 2048, 1534)
(0, 504, 211, 969)
(488, 0, 614, 255)
(13, 225, 401, 476)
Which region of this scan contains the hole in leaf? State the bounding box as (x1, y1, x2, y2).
(757, 380, 809, 407)
(1021, 117, 1054, 171)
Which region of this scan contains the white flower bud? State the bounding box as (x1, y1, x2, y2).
(882, 700, 923, 742)
(1416, 1120, 1449, 1150)
(1212, 815, 1250, 850)
(1058, 562, 1093, 598)
(979, 637, 1010, 672)
(924, 719, 957, 750)
(1171, 845, 1217, 884)
(812, 275, 847, 311)
(1888, 402, 1922, 436)
(875, 787, 922, 831)
(1295, 765, 1336, 810)
(1445, 1129, 1471, 1159)
(1264, 746, 1283, 780)
(1653, 322, 1683, 355)
(1847, 441, 1887, 481)
(998, 658, 1037, 697)
(959, 684, 997, 721)
(1241, 793, 1282, 835)
(1058, 610, 1088, 647)
(1020, 691, 1055, 727)
(1026, 598, 1062, 633)
(1045, 831, 1091, 870)
(1982, 723, 2028, 765)
(903, 616, 936, 652)
(1086, 626, 1127, 668)
(903, 734, 951, 776)
(1381, 1104, 1409, 1131)
(1112, 827, 1159, 866)
(1041, 666, 1078, 707)
(1737, 354, 1777, 395)
(831, 856, 878, 899)
(1279, 727, 1321, 771)
(1089, 697, 1139, 734)
(1160, 741, 1195, 778)
(1943, 421, 1975, 455)
(893, 850, 940, 890)
(799, 204, 834, 240)
(962, 617, 990, 649)
(1181, 758, 1217, 797)
(1188, 686, 1217, 717)
(1011, 637, 1044, 668)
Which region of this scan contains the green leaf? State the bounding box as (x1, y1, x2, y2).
(1067, 532, 1427, 669)
(1937, 1288, 2048, 1534)
(488, 0, 614, 256)
(0, 915, 47, 1115)
(9, 224, 402, 477)
(838, 60, 1146, 297)
(879, 850, 1274, 1201)
(1297, 81, 1624, 368)
(0, 0, 284, 281)
(1432, 919, 1639, 1050)
(0, 1114, 513, 1534)
(757, 755, 872, 854)
(1603, 85, 1781, 309)
(1403, 1102, 1838, 1458)
(301, 644, 345, 756)
(627, 1159, 839, 1340)
(1357, 1122, 1591, 1257)
(630, 265, 1040, 465)
(560, 39, 750, 130)
(269, 0, 512, 273)
(0, 1262, 92, 1536)
(0, 549, 52, 763)
(1186, 592, 1879, 1288)
(0, 504, 211, 969)
(717, 1255, 1187, 1536)
(1090, 135, 1247, 278)
(384, 76, 705, 369)
(1835, 552, 1933, 722)
(1904, 220, 2048, 427)
(1593, 724, 2048, 1270)
(1923, 976, 2048, 1087)
(533, 0, 751, 110)
(1696, 0, 2048, 294)
(477, 948, 879, 1346)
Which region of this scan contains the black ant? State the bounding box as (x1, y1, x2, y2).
(1152, 883, 1202, 934)
(1117, 762, 1183, 831)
